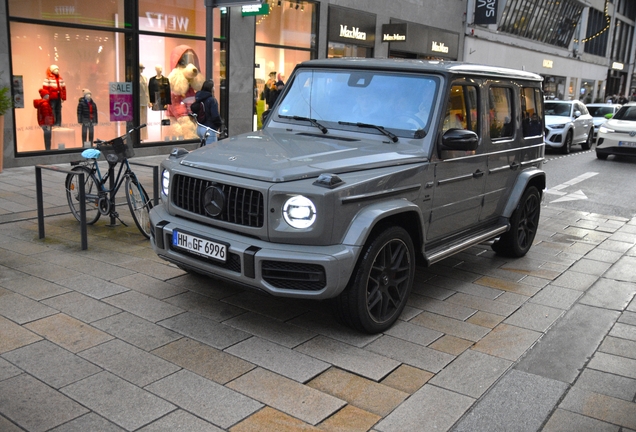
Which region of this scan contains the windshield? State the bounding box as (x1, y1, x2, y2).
(544, 102, 572, 117)
(275, 69, 439, 138)
(612, 105, 636, 121)
(587, 106, 614, 117)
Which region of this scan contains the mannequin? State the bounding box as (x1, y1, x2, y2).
(77, 89, 98, 145)
(139, 63, 149, 139)
(34, 88, 54, 150)
(43, 65, 66, 126)
(148, 65, 171, 111)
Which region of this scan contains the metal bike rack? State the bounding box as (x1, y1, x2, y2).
(35, 165, 88, 250)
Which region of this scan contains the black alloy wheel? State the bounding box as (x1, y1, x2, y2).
(492, 186, 541, 257)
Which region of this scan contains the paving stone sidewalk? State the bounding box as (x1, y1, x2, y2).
(0, 160, 635, 431)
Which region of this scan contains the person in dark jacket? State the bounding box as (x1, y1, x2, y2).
(192, 79, 223, 144)
(77, 89, 98, 145)
(33, 88, 54, 150)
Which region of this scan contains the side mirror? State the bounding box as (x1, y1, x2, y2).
(574, 110, 582, 118)
(441, 129, 479, 151)
(605, 113, 613, 119)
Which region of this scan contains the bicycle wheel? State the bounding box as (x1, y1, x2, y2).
(65, 166, 101, 224)
(125, 174, 153, 239)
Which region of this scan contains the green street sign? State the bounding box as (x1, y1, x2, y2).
(241, 3, 269, 16)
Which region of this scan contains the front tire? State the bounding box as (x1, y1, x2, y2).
(65, 166, 101, 225)
(492, 186, 541, 257)
(125, 175, 153, 239)
(596, 152, 608, 160)
(581, 128, 593, 150)
(334, 226, 415, 333)
(561, 131, 572, 154)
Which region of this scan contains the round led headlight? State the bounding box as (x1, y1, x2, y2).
(282, 195, 316, 229)
(161, 169, 170, 196)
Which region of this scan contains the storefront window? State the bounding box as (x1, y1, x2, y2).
(580, 79, 594, 104)
(255, 1, 316, 49)
(328, 42, 371, 58)
(11, 22, 126, 153)
(254, 1, 317, 129)
(543, 75, 566, 100)
(8, 0, 127, 28)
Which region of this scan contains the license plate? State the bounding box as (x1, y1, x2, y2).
(172, 230, 227, 263)
(618, 141, 636, 148)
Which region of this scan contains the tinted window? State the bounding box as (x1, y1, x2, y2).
(521, 87, 542, 137)
(489, 87, 514, 139)
(442, 84, 478, 134)
(545, 102, 572, 116)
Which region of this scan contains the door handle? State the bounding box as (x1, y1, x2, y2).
(510, 162, 520, 170)
(473, 169, 484, 178)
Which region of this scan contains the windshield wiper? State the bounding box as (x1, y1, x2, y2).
(279, 115, 328, 134)
(338, 121, 398, 143)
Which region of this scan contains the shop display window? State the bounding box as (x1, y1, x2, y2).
(328, 42, 372, 58)
(8, 0, 127, 28)
(255, 1, 316, 49)
(139, 0, 211, 37)
(11, 22, 126, 153)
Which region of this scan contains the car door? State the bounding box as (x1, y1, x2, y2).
(573, 102, 590, 142)
(427, 80, 487, 242)
(481, 82, 520, 222)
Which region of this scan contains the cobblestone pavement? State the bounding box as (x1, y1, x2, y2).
(0, 157, 635, 431)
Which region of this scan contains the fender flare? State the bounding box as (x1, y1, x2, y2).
(341, 199, 424, 247)
(502, 169, 546, 218)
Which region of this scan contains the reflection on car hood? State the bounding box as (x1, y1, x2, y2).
(177, 129, 428, 182)
(545, 115, 573, 126)
(605, 118, 636, 132)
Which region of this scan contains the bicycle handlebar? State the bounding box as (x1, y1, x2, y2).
(94, 124, 147, 146)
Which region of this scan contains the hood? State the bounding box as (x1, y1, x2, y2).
(605, 118, 636, 132)
(195, 91, 213, 103)
(170, 45, 200, 70)
(545, 115, 572, 127)
(175, 129, 427, 182)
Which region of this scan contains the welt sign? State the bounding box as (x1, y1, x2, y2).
(474, 0, 498, 25)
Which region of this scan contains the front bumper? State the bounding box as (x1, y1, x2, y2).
(544, 129, 564, 149)
(596, 136, 636, 157)
(149, 205, 360, 299)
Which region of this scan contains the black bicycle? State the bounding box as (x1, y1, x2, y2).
(64, 124, 153, 238)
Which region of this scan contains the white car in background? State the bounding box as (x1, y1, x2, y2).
(586, 103, 622, 141)
(596, 102, 636, 160)
(544, 100, 594, 154)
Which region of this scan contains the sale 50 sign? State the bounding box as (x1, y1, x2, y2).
(109, 82, 133, 122)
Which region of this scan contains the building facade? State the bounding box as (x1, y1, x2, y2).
(1, 0, 632, 170)
(464, 0, 635, 103)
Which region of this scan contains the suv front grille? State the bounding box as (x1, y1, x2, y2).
(172, 175, 264, 228)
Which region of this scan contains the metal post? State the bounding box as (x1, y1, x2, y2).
(108, 164, 117, 226)
(205, 0, 214, 81)
(152, 165, 160, 206)
(36, 166, 45, 239)
(78, 172, 87, 250)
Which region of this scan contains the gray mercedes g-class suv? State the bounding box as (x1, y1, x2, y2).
(149, 58, 545, 333)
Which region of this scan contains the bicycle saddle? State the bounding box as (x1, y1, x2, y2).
(81, 148, 101, 159)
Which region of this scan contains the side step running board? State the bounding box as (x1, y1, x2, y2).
(423, 224, 509, 266)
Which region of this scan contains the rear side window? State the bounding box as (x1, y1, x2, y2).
(489, 86, 514, 139)
(443, 84, 479, 134)
(521, 87, 543, 137)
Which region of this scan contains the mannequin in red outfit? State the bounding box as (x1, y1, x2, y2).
(43, 65, 66, 126)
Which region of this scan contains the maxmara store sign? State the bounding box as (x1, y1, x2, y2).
(382, 21, 458, 58)
(328, 5, 375, 47)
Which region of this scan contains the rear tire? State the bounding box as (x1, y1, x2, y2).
(65, 166, 101, 225)
(334, 226, 415, 333)
(125, 175, 153, 239)
(492, 186, 541, 257)
(596, 152, 608, 160)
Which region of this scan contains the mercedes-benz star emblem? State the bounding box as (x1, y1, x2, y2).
(630, 131, 636, 137)
(202, 186, 225, 217)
